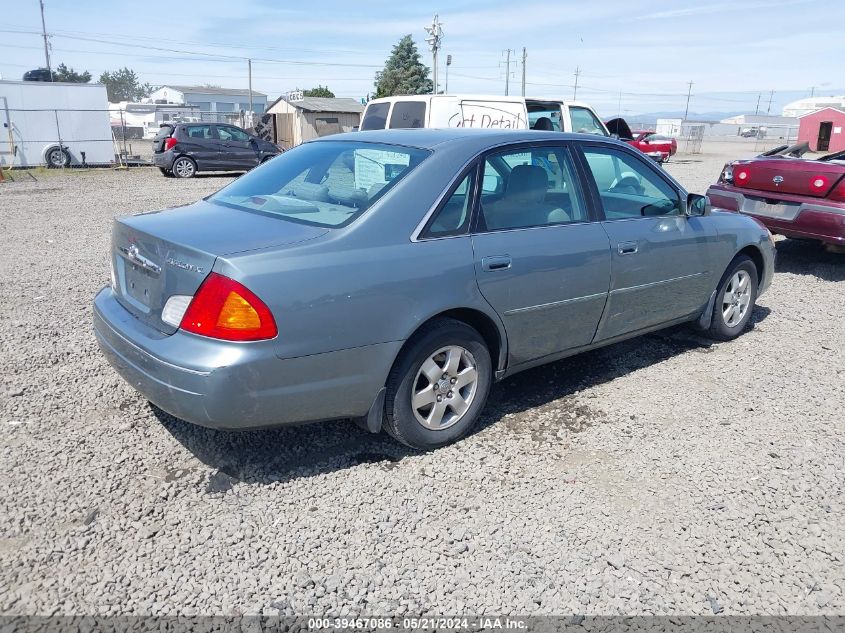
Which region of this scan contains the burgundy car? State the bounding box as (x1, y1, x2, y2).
(707, 148, 845, 248)
(628, 130, 678, 163)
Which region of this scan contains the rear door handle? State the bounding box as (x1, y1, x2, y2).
(618, 241, 638, 255)
(481, 255, 512, 271)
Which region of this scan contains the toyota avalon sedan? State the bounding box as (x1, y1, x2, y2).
(94, 129, 774, 450)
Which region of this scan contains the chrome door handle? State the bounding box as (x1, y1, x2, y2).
(618, 241, 638, 255)
(481, 255, 512, 271)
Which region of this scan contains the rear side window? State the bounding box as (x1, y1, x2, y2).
(183, 125, 214, 139)
(361, 103, 390, 131)
(569, 107, 607, 136)
(389, 102, 426, 129)
(421, 171, 475, 238)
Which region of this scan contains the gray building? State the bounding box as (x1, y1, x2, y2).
(148, 85, 268, 116)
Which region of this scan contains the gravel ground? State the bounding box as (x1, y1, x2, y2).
(0, 142, 843, 617)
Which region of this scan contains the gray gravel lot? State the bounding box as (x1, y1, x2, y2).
(0, 142, 843, 616)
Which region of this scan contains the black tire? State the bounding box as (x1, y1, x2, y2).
(707, 255, 758, 341)
(171, 156, 197, 178)
(46, 146, 70, 168)
(384, 318, 492, 450)
(158, 167, 174, 177)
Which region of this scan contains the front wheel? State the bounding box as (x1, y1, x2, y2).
(707, 255, 758, 341)
(171, 156, 197, 178)
(384, 318, 492, 450)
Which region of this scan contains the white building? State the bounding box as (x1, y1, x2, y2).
(148, 85, 268, 119)
(109, 101, 201, 139)
(782, 96, 845, 118)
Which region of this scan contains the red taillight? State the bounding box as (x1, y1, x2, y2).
(180, 273, 277, 341)
(829, 178, 845, 202)
(809, 175, 829, 194)
(164, 137, 178, 150)
(734, 168, 750, 186)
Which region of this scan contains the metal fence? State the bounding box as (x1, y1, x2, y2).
(0, 107, 265, 169)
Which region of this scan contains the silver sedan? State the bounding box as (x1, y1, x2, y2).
(94, 129, 774, 450)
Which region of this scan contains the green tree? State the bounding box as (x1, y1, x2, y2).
(373, 35, 432, 98)
(53, 63, 91, 83)
(302, 85, 335, 98)
(98, 67, 154, 102)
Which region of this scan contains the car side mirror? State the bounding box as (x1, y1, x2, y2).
(686, 193, 711, 217)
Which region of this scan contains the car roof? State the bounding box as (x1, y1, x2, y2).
(314, 128, 623, 151)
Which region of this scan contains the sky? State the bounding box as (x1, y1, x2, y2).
(2, 0, 844, 118)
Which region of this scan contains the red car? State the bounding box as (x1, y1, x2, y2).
(605, 119, 677, 163)
(628, 130, 677, 163)
(707, 146, 845, 248)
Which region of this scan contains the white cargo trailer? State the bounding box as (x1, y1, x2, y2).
(0, 80, 113, 167)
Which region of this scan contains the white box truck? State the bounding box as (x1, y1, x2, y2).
(0, 80, 113, 168)
(360, 94, 609, 136)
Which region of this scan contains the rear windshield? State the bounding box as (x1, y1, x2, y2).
(360, 102, 390, 131)
(209, 141, 430, 228)
(154, 125, 174, 139)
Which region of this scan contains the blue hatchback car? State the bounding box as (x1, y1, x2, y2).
(94, 129, 774, 449)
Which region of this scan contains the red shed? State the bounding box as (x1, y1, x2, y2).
(798, 107, 845, 152)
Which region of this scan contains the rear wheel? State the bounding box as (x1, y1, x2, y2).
(707, 255, 758, 341)
(384, 318, 492, 450)
(172, 156, 197, 178)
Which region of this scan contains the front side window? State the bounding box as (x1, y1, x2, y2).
(569, 106, 608, 136)
(218, 126, 250, 142)
(479, 146, 586, 231)
(210, 141, 430, 228)
(360, 102, 390, 131)
(389, 102, 427, 129)
(581, 146, 680, 219)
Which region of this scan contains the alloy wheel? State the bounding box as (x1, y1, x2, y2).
(173, 158, 195, 178)
(412, 345, 479, 430)
(722, 270, 752, 327)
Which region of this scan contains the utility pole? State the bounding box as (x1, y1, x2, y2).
(424, 14, 443, 95)
(39, 0, 51, 75)
(445, 54, 452, 93)
(766, 89, 774, 115)
(617, 92, 622, 117)
(573, 67, 581, 100)
(247, 58, 253, 125)
(810, 86, 816, 97)
(683, 81, 693, 121)
(501, 49, 514, 95)
(521, 47, 527, 97)
(754, 93, 761, 115)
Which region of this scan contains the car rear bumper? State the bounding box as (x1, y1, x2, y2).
(93, 286, 400, 430)
(152, 151, 175, 169)
(707, 184, 845, 245)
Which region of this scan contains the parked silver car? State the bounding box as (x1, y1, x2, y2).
(94, 129, 774, 450)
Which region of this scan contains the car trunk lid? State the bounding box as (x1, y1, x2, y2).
(111, 200, 328, 334)
(733, 158, 844, 198)
(152, 125, 174, 153)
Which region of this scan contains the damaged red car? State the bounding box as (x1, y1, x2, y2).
(606, 119, 677, 163)
(706, 144, 845, 249)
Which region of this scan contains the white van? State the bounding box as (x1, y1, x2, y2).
(360, 94, 609, 136)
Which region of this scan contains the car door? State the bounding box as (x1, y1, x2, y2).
(469, 144, 611, 367)
(216, 125, 258, 169)
(578, 144, 718, 342)
(181, 124, 219, 170)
